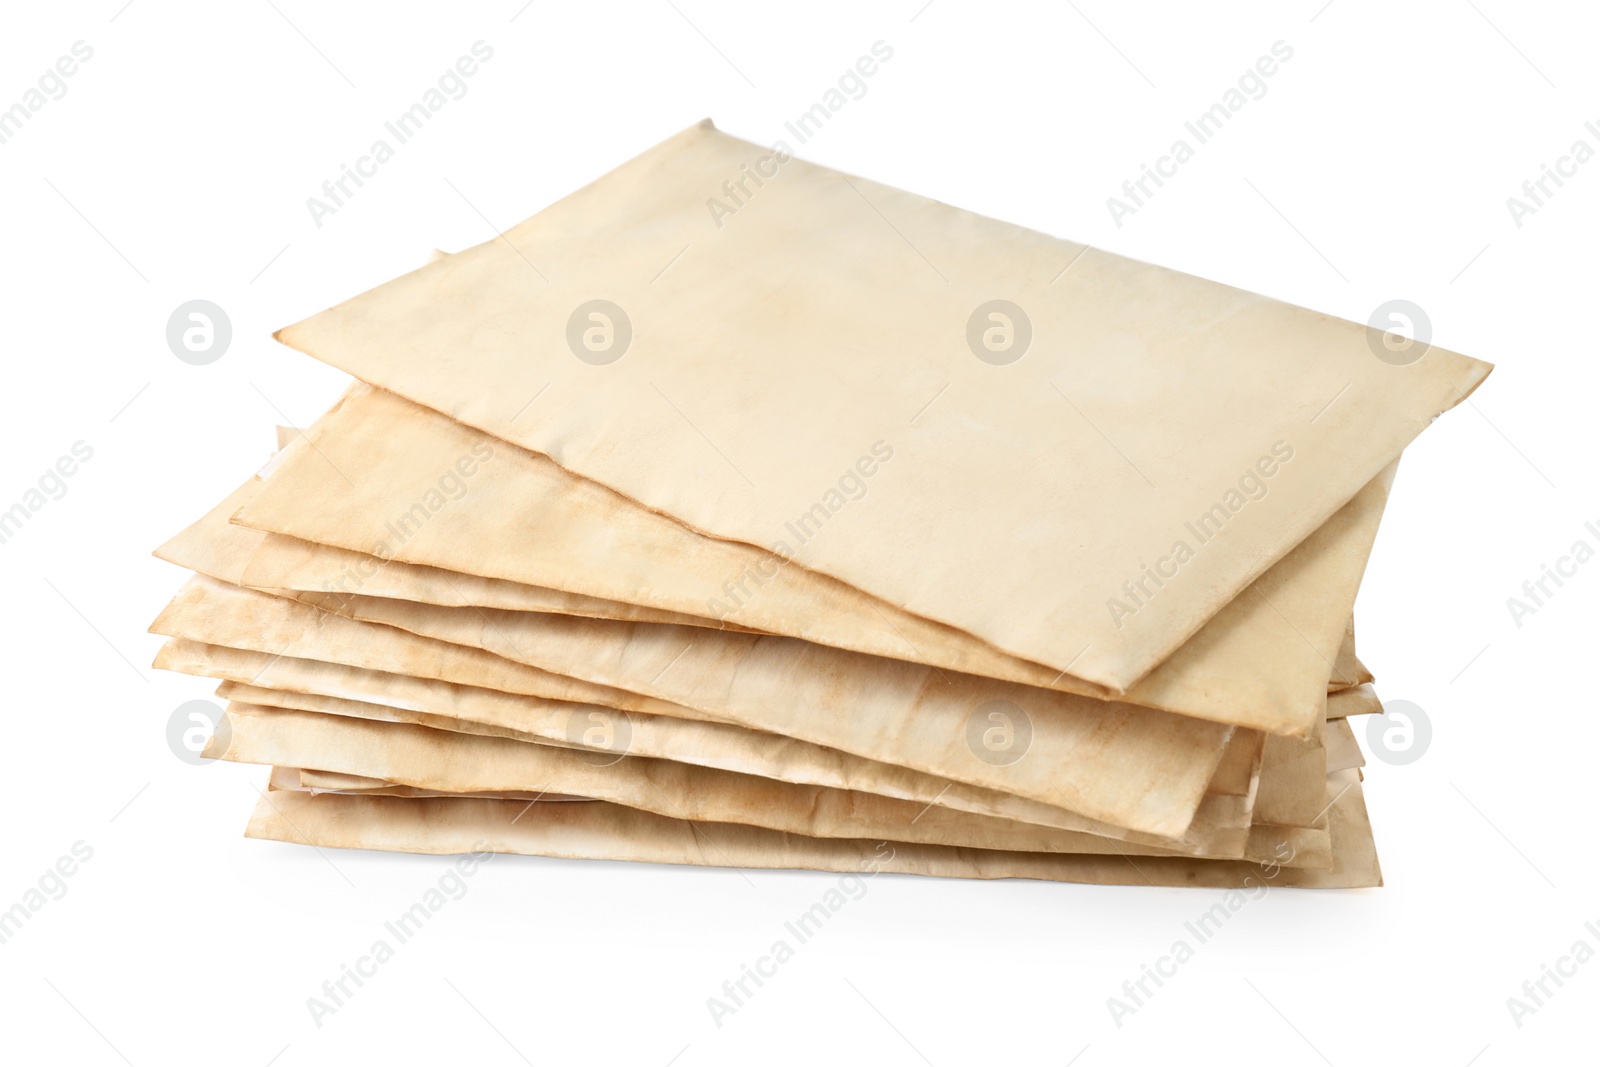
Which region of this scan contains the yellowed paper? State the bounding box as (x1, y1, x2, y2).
(275, 120, 1488, 693)
(151, 575, 1231, 838)
(234, 386, 1392, 735)
(213, 703, 1243, 858)
(245, 769, 1379, 887)
(1255, 716, 1329, 829)
(1327, 683, 1382, 719)
(1326, 716, 1365, 773)
(160, 637, 1249, 850)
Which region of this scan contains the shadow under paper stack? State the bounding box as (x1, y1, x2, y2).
(148, 120, 1491, 887)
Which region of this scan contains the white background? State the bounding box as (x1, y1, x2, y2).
(1, 1, 1596, 1063)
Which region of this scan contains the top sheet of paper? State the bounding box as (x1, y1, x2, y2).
(276, 119, 1491, 691)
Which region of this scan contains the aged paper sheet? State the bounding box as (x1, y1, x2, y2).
(275, 120, 1488, 692)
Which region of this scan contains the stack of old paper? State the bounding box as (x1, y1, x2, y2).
(149, 121, 1489, 886)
